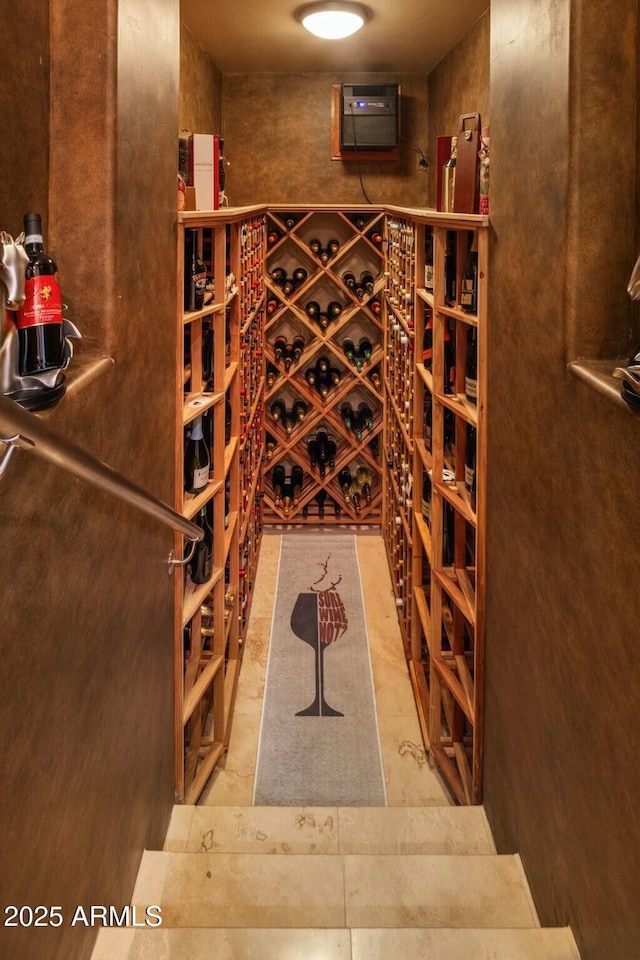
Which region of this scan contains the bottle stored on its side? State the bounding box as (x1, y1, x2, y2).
(338, 467, 352, 502)
(307, 433, 318, 469)
(356, 465, 373, 503)
(305, 300, 321, 320)
(327, 300, 342, 320)
(358, 402, 374, 432)
(282, 475, 293, 516)
(421, 473, 432, 527)
(291, 335, 305, 362)
(461, 233, 478, 314)
(326, 434, 337, 467)
(340, 402, 354, 432)
(308, 238, 322, 257)
(342, 338, 356, 364)
(272, 464, 285, 505)
(16, 212, 65, 375)
(291, 465, 304, 505)
(266, 363, 279, 388)
(189, 504, 213, 584)
(349, 480, 362, 515)
(293, 399, 307, 422)
(369, 368, 382, 391)
(327, 238, 340, 257)
(265, 434, 277, 461)
(342, 271, 356, 290)
(184, 226, 206, 312)
(358, 337, 372, 362)
(360, 271, 375, 293)
(270, 399, 286, 422)
(465, 425, 477, 511)
(315, 489, 327, 519)
(274, 335, 287, 364)
(465, 326, 478, 404)
(184, 415, 210, 494)
(292, 267, 308, 287)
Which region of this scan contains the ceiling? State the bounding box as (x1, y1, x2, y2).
(180, 0, 488, 75)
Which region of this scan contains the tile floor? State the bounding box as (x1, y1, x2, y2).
(199, 531, 451, 807)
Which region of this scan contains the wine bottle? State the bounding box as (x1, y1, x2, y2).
(369, 297, 382, 315)
(442, 500, 455, 566)
(270, 266, 286, 287)
(329, 367, 341, 386)
(225, 396, 232, 445)
(423, 309, 433, 369)
(327, 300, 342, 319)
(202, 323, 214, 391)
(342, 338, 356, 364)
(270, 399, 286, 422)
(326, 434, 337, 467)
(368, 229, 383, 246)
(421, 473, 432, 527)
(293, 399, 307, 422)
(369, 368, 382, 391)
(316, 355, 329, 374)
(265, 434, 277, 461)
(267, 296, 279, 315)
(349, 480, 362, 515)
(291, 464, 304, 505)
(465, 425, 477, 512)
(282, 277, 295, 297)
(441, 136, 458, 213)
(357, 402, 374, 433)
(465, 326, 478, 405)
(315, 368, 330, 398)
(351, 409, 364, 442)
(316, 311, 330, 331)
(266, 363, 279, 388)
(291, 334, 305, 362)
(424, 397, 432, 451)
(292, 266, 308, 287)
(305, 300, 321, 319)
(360, 271, 375, 293)
(184, 415, 210, 494)
(338, 467, 352, 502)
(15, 212, 65, 376)
(304, 366, 317, 388)
(307, 433, 318, 469)
(283, 409, 297, 435)
(267, 227, 282, 246)
(183, 227, 206, 312)
(444, 234, 456, 304)
(424, 230, 434, 290)
(189, 505, 213, 584)
(460, 234, 478, 314)
(272, 464, 285, 505)
(340, 402, 354, 431)
(274, 335, 287, 363)
(358, 337, 372, 362)
(327, 238, 340, 257)
(319, 248, 330, 265)
(356, 465, 372, 503)
(282, 475, 293, 516)
(308, 238, 322, 256)
(315, 489, 327, 519)
(443, 320, 456, 395)
(283, 342, 294, 373)
(342, 271, 356, 289)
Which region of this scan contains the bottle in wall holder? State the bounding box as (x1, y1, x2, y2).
(184, 415, 210, 494)
(15, 212, 65, 376)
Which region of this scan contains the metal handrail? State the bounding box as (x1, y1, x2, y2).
(0, 393, 203, 555)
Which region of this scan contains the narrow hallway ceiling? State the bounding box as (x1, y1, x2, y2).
(181, 0, 488, 74)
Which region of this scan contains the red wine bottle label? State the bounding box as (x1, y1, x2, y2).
(16, 275, 63, 329)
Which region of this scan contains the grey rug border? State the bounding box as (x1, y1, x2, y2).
(252, 533, 387, 807)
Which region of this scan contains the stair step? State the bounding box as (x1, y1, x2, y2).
(92, 925, 580, 960)
(132, 850, 539, 929)
(163, 804, 495, 855)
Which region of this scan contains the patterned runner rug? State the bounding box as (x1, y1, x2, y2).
(253, 534, 386, 806)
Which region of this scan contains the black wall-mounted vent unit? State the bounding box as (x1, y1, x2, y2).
(340, 83, 399, 151)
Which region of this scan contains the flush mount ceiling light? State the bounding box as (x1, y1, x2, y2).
(296, 2, 371, 40)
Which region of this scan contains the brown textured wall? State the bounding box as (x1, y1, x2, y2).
(484, 3, 640, 960)
(0, 2, 179, 959)
(428, 12, 490, 207)
(0, 0, 49, 233)
(565, 0, 638, 358)
(221, 73, 429, 207)
(180, 22, 223, 134)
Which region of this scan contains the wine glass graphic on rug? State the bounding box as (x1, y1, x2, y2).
(292, 556, 348, 717)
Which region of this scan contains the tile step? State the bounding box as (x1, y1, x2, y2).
(132, 849, 540, 929)
(92, 924, 581, 960)
(163, 804, 496, 855)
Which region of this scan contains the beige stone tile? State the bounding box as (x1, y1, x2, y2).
(150, 852, 346, 927)
(337, 806, 495, 855)
(344, 854, 539, 929)
(132, 850, 170, 907)
(125, 928, 352, 960)
(247, 537, 280, 618)
(369, 648, 419, 717)
(162, 805, 195, 852)
(351, 927, 580, 960)
(377, 713, 451, 806)
(90, 927, 134, 960)
(199, 712, 261, 806)
(187, 805, 339, 854)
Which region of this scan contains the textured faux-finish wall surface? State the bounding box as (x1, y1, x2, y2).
(484, 3, 640, 960)
(427, 12, 490, 208)
(0, 2, 180, 959)
(221, 73, 429, 207)
(180, 22, 223, 135)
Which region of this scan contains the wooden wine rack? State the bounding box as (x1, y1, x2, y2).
(261, 206, 384, 525)
(175, 207, 265, 803)
(383, 206, 488, 805)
